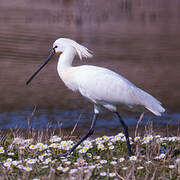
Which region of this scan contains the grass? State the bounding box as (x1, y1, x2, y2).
(0, 113, 180, 180)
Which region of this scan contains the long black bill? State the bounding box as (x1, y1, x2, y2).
(26, 49, 55, 85)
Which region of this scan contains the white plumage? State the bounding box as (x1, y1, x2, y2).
(55, 38, 165, 116)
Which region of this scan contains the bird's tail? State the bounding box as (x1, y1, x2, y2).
(139, 89, 165, 116)
(146, 102, 165, 116)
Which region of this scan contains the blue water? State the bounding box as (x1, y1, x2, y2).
(0, 108, 179, 130)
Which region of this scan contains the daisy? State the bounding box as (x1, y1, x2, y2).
(100, 172, 107, 176)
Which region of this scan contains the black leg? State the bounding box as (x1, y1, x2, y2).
(115, 112, 133, 156)
(62, 113, 98, 157)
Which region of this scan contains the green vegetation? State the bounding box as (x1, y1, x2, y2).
(0, 122, 180, 180)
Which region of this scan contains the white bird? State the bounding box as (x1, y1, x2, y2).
(26, 38, 165, 156)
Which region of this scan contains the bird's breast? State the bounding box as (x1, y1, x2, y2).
(59, 68, 79, 92)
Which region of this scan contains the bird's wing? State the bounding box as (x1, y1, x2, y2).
(74, 65, 165, 116)
(74, 65, 140, 105)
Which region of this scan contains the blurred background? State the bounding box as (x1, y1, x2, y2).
(0, 0, 180, 135)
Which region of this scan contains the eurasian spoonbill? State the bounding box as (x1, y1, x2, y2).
(26, 38, 165, 156)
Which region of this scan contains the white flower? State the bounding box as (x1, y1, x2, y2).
(119, 157, 125, 163)
(41, 144, 48, 150)
(69, 169, 78, 174)
(108, 142, 113, 146)
(147, 135, 153, 141)
(60, 143, 72, 150)
(29, 144, 37, 150)
(17, 164, 23, 169)
(154, 153, 166, 160)
(154, 156, 159, 160)
(38, 155, 44, 161)
(97, 144, 105, 150)
(142, 135, 153, 144)
(64, 161, 71, 165)
(117, 133, 124, 137)
(61, 158, 68, 162)
(122, 166, 128, 170)
(95, 137, 103, 142)
(168, 136, 177, 142)
(51, 159, 57, 164)
(49, 143, 59, 148)
(26, 158, 37, 164)
(0, 149, 5, 154)
(103, 136, 111, 141)
(13, 137, 24, 144)
(0, 147, 5, 154)
(3, 162, 11, 168)
(155, 135, 161, 139)
(83, 140, 92, 148)
(79, 148, 87, 154)
(6, 158, 12, 163)
(86, 153, 92, 158)
(66, 140, 73, 145)
(42, 152, 51, 157)
(100, 160, 107, 164)
(62, 167, 69, 173)
(94, 156, 101, 160)
(134, 136, 140, 142)
(77, 145, 82, 149)
(43, 158, 52, 164)
(60, 141, 68, 146)
(159, 153, 166, 159)
(110, 161, 117, 165)
(176, 158, 180, 163)
(109, 172, 116, 177)
(8, 152, 14, 156)
(57, 166, 63, 171)
(24, 139, 33, 145)
(50, 136, 62, 143)
(82, 146, 89, 152)
(19, 146, 26, 150)
(23, 166, 32, 172)
(169, 165, 175, 169)
(89, 165, 96, 170)
(109, 145, 114, 150)
(137, 166, 144, 170)
(96, 164, 103, 169)
(121, 136, 127, 142)
(100, 172, 107, 176)
(96, 140, 103, 144)
(129, 156, 137, 161)
(146, 160, 152, 164)
(41, 165, 48, 169)
(77, 158, 85, 165)
(73, 162, 79, 167)
(12, 160, 21, 166)
(112, 157, 117, 160)
(111, 138, 117, 143)
(36, 143, 45, 149)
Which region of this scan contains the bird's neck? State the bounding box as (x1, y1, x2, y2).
(57, 46, 76, 76)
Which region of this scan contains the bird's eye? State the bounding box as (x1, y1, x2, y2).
(54, 45, 58, 49)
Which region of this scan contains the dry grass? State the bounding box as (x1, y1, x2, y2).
(0, 114, 180, 180)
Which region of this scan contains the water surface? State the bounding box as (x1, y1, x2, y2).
(0, 0, 180, 134)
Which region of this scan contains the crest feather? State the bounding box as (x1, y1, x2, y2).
(72, 41, 93, 60)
